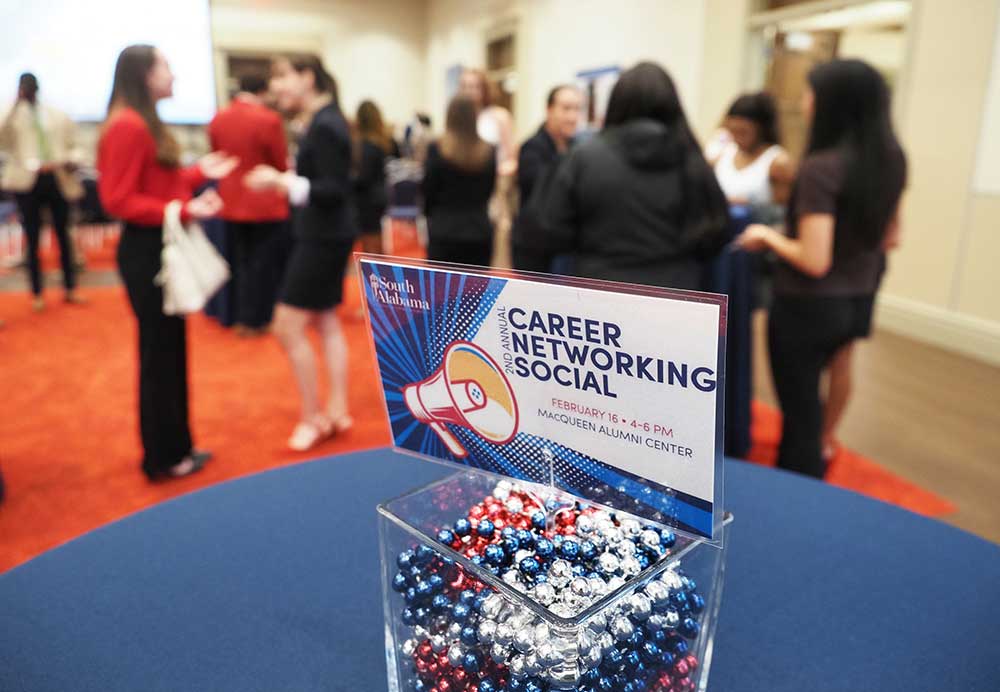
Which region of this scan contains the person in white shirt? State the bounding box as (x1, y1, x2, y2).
(707, 92, 794, 207)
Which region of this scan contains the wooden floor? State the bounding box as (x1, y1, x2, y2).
(752, 311, 1000, 544)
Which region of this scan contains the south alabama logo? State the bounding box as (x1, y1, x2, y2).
(369, 273, 430, 310)
(402, 341, 520, 458)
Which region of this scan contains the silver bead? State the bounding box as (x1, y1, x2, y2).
(576, 630, 595, 654)
(533, 622, 550, 644)
(663, 609, 680, 629)
(598, 631, 616, 654)
(661, 570, 683, 591)
(503, 569, 522, 587)
(606, 575, 626, 593)
(490, 642, 509, 664)
(513, 626, 535, 654)
(478, 620, 497, 644)
(494, 622, 514, 645)
(621, 556, 642, 577)
(447, 643, 464, 667)
(619, 518, 640, 537)
(641, 529, 662, 550)
(588, 576, 608, 598)
(532, 582, 557, 606)
(523, 652, 542, 675)
(508, 654, 527, 679)
(644, 580, 670, 607)
(481, 593, 506, 620)
(615, 539, 638, 559)
(447, 622, 463, 639)
(548, 601, 574, 617)
(646, 613, 667, 631)
(505, 497, 524, 514)
(493, 481, 512, 501)
(412, 625, 430, 641)
(401, 638, 418, 657)
(597, 552, 620, 574)
(548, 559, 573, 588)
(582, 644, 603, 668)
(547, 661, 580, 686)
(627, 593, 652, 621)
(600, 526, 623, 544)
(609, 615, 634, 641)
(570, 576, 592, 599)
(586, 612, 608, 634)
(430, 634, 447, 653)
(575, 514, 594, 535)
(514, 548, 534, 564)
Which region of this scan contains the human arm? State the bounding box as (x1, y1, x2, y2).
(768, 149, 795, 205)
(736, 215, 833, 278)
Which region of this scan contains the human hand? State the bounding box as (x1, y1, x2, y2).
(184, 188, 223, 220)
(198, 151, 239, 180)
(243, 164, 283, 191)
(734, 223, 775, 252)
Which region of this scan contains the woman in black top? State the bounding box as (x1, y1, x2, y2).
(422, 96, 496, 266)
(543, 62, 729, 290)
(245, 55, 357, 451)
(353, 99, 394, 255)
(736, 59, 907, 478)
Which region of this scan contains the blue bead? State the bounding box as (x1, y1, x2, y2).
(416, 580, 435, 599)
(477, 519, 495, 538)
(531, 510, 546, 530)
(552, 534, 564, 547)
(680, 617, 700, 639)
(431, 594, 450, 612)
(392, 572, 408, 592)
(623, 683, 637, 692)
(602, 647, 623, 669)
(572, 564, 587, 577)
(501, 526, 517, 539)
(501, 538, 520, 556)
(454, 518, 472, 536)
(473, 592, 490, 612)
(414, 679, 429, 692)
(682, 576, 697, 592)
(559, 540, 580, 560)
(637, 554, 650, 570)
(427, 574, 444, 592)
(690, 593, 705, 614)
(534, 538, 554, 558)
(413, 606, 430, 624)
(672, 639, 689, 656)
(624, 649, 641, 670)
(437, 528, 455, 545)
(404, 586, 418, 605)
(597, 675, 614, 691)
(544, 498, 560, 511)
(641, 640, 661, 662)
(660, 649, 675, 667)
(524, 680, 544, 692)
(478, 681, 497, 692)
(661, 531, 676, 548)
(461, 625, 478, 646)
(397, 550, 415, 570)
(401, 607, 417, 625)
(452, 602, 472, 621)
(580, 540, 598, 560)
(581, 667, 600, 685)
(670, 591, 689, 610)
(470, 555, 485, 566)
(484, 544, 506, 565)
(462, 651, 481, 672)
(649, 629, 667, 646)
(459, 589, 477, 605)
(516, 529, 534, 547)
(534, 573, 548, 584)
(626, 630, 644, 649)
(519, 556, 540, 576)
(415, 544, 436, 563)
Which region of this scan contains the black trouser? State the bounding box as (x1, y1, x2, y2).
(229, 220, 285, 329)
(767, 295, 861, 479)
(117, 225, 192, 477)
(512, 244, 553, 274)
(14, 172, 74, 296)
(427, 238, 492, 267)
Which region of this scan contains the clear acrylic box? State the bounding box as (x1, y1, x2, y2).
(379, 468, 732, 692)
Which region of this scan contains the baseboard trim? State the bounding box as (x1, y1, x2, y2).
(875, 293, 1000, 367)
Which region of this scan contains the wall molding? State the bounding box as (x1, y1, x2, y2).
(875, 293, 1000, 367)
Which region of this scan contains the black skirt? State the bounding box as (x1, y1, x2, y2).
(279, 238, 354, 311)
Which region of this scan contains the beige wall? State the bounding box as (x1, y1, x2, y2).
(426, 0, 708, 141)
(210, 0, 427, 128)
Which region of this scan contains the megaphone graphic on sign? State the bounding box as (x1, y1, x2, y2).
(403, 341, 519, 458)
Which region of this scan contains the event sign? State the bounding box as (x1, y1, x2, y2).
(359, 257, 727, 541)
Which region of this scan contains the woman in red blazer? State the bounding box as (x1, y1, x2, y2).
(98, 45, 236, 480)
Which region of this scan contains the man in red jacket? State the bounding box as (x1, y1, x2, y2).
(208, 75, 289, 335)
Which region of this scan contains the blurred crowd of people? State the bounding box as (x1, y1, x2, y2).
(0, 44, 906, 492)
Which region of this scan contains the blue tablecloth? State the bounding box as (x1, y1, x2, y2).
(2, 451, 998, 691)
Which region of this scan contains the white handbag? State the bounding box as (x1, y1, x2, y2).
(155, 200, 230, 315)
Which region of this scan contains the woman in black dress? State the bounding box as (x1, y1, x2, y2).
(736, 59, 906, 478)
(245, 55, 356, 451)
(422, 96, 496, 266)
(353, 99, 394, 255)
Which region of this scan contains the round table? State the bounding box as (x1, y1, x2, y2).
(2, 450, 998, 691)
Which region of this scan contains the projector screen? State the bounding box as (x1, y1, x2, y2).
(0, 0, 216, 124)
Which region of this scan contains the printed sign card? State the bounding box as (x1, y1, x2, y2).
(360, 257, 727, 541)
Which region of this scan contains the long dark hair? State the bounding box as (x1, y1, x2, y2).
(604, 62, 729, 257)
(805, 59, 905, 252)
(106, 45, 179, 167)
(439, 96, 492, 171)
(357, 99, 391, 152)
(726, 92, 780, 146)
(281, 54, 339, 109)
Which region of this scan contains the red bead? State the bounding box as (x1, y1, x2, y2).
(417, 641, 433, 660)
(451, 668, 467, 685)
(415, 659, 430, 674)
(469, 505, 486, 519)
(685, 654, 699, 671)
(437, 678, 452, 692)
(673, 659, 690, 677)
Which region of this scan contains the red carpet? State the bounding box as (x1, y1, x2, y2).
(0, 274, 953, 573)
